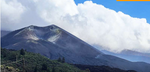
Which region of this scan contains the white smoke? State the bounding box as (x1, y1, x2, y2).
(1, 0, 150, 53)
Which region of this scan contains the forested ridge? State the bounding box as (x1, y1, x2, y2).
(1, 48, 137, 72)
(1, 48, 86, 72)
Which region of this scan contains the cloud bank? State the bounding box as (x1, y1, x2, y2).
(1, 0, 26, 24)
(1, 0, 150, 53)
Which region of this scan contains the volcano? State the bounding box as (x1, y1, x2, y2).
(1, 25, 150, 72)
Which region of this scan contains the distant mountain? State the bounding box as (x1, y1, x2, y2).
(1, 30, 11, 37)
(121, 50, 150, 57)
(1, 25, 150, 72)
(101, 49, 150, 64)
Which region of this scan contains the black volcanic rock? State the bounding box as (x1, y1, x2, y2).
(1, 25, 150, 72)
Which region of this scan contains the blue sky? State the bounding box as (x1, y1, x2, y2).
(74, 0, 150, 23)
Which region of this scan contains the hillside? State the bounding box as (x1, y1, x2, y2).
(1, 48, 85, 72)
(1, 48, 137, 72)
(73, 64, 137, 72)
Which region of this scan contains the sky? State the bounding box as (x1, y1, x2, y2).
(1, 0, 150, 53)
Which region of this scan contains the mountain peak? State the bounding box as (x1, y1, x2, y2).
(26, 24, 59, 29)
(47, 24, 58, 27)
(26, 25, 35, 31)
(28, 25, 35, 27)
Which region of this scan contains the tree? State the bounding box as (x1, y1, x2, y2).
(8, 52, 16, 61)
(20, 49, 25, 55)
(57, 57, 61, 62)
(62, 57, 65, 63)
(42, 63, 47, 70)
(52, 67, 55, 72)
(34, 66, 37, 72)
(85, 68, 90, 72)
(1, 48, 8, 57)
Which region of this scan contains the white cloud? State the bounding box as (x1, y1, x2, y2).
(1, 0, 150, 53)
(1, 0, 47, 30)
(34, 0, 150, 53)
(0, 0, 1, 29)
(34, 0, 78, 24)
(1, 0, 26, 23)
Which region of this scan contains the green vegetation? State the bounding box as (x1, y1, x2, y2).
(57, 57, 65, 63)
(20, 49, 25, 55)
(1, 48, 86, 72)
(74, 64, 137, 72)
